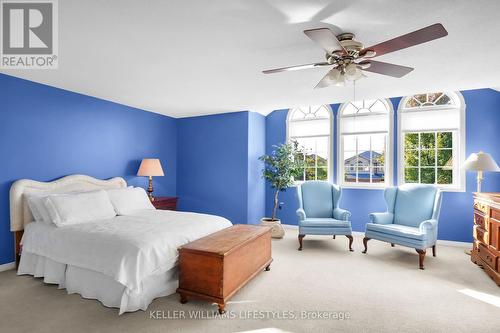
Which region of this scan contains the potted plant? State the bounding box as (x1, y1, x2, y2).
(259, 141, 304, 238)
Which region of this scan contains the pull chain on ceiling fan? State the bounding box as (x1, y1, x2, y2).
(262, 23, 448, 89)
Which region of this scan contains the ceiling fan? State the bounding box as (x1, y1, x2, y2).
(262, 23, 448, 89)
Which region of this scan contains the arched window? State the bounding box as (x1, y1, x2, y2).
(338, 99, 393, 187)
(398, 92, 465, 190)
(287, 105, 332, 182)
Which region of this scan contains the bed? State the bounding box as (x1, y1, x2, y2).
(10, 175, 232, 314)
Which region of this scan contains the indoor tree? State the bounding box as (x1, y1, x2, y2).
(259, 141, 304, 221)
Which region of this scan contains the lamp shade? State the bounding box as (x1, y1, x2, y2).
(137, 159, 164, 176)
(463, 151, 500, 172)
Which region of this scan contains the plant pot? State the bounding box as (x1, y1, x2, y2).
(260, 217, 285, 239)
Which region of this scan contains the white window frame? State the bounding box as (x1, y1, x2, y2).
(286, 105, 333, 183)
(337, 99, 394, 189)
(397, 92, 466, 192)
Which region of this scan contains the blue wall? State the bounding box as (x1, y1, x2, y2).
(177, 112, 250, 225)
(247, 112, 266, 225)
(265, 89, 500, 242)
(0, 74, 177, 264)
(177, 111, 266, 225)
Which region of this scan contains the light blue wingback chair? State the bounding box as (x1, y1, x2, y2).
(362, 184, 442, 269)
(296, 181, 353, 251)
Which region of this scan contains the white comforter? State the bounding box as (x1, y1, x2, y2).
(21, 209, 232, 294)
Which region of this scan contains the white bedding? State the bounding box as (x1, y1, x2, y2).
(21, 209, 232, 297)
(18, 252, 179, 314)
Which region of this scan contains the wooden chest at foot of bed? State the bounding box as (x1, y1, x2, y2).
(177, 224, 272, 313)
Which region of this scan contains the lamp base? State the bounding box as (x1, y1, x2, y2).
(147, 176, 154, 202)
(476, 170, 483, 193)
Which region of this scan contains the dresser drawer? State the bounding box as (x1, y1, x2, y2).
(492, 208, 500, 221)
(478, 244, 498, 271)
(474, 200, 490, 215)
(490, 218, 500, 250)
(473, 212, 486, 229)
(473, 226, 488, 244)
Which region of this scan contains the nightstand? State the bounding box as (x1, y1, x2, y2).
(152, 196, 178, 211)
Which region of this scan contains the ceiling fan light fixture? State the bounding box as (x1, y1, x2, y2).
(333, 73, 346, 86)
(351, 71, 364, 81)
(345, 63, 357, 76)
(345, 64, 363, 81)
(327, 68, 342, 81)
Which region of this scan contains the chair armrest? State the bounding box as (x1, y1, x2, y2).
(419, 219, 438, 233)
(369, 212, 394, 224)
(333, 208, 351, 221)
(296, 208, 306, 221)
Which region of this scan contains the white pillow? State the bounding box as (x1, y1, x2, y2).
(26, 194, 53, 224)
(43, 190, 117, 227)
(106, 187, 155, 215)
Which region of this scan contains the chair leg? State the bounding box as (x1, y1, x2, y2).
(391, 243, 395, 247)
(432, 245, 436, 257)
(416, 249, 426, 270)
(346, 235, 354, 252)
(362, 237, 370, 254)
(332, 235, 336, 239)
(298, 234, 305, 251)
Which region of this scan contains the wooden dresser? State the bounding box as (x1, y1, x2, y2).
(177, 224, 272, 313)
(471, 192, 500, 285)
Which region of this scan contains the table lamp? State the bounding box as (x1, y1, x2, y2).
(463, 151, 499, 192)
(137, 158, 164, 201)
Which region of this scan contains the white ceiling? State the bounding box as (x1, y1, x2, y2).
(2, 0, 500, 118)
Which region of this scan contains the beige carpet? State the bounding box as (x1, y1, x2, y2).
(1, 230, 499, 333)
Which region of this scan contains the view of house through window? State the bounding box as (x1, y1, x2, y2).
(399, 92, 464, 190)
(338, 99, 392, 187)
(287, 105, 332, 181)
(343, 134, 386, 183)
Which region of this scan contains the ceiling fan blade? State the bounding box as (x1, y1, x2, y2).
(262, 62, 329, 74)
(304, 28, 346, 54)
(361, 23, 448, 58)
(358, 60, 414, 78)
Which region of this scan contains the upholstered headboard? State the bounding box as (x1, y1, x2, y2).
(10, 174, 127, 232)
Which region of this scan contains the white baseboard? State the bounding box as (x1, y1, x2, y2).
(0, 262, 15, 272)
(436, 239, 471, 248)
(283, 225, 472, 248)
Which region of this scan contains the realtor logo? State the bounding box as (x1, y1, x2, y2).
(1, 0, 58, 69)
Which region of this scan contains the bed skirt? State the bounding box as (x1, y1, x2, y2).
(17, 252, 178, 314)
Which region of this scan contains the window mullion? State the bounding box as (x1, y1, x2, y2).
(314, 139, 318, 180)
(303, 150, 306, 181)
(434, 131, 438, 185)
(369, 135, 373, 183)
(355, 136, 359, 183)
(418, 133, 421, 183)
